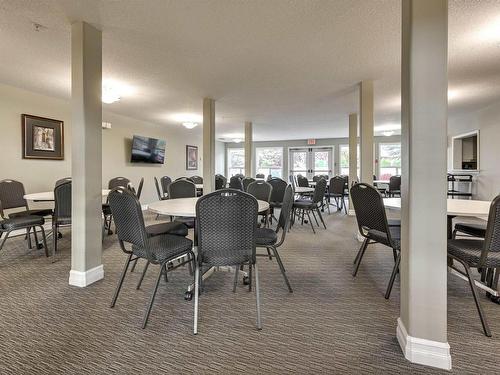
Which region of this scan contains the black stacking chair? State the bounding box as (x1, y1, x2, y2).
(52, 181, 72, 258)
(154, 177, 168, 201)
(268, 178, 287, 224)
(0, 210, 48, 257)
(193, 189, 260, 334)
(55, 177, 72, 186)
(0, 179, 53, 218)
(0, 179, 52, 249)
(350, 183, 400, 299)
(453, 222, 487, 239)
(386, 175, 401, 197)
(242, 177, 256, 192)
(447, 195, 500, 337)
(312, 175, 321, 182)
(297, 176, 309, 188)
(215, 174, 227, 190)
(256, 174, 265, 179)
(168, 179, 196, 199)
(293, 179, 327, 234)
(103, 177, 130, 235)
(229, 175, 244, 190)
(234, 173, 245, 180)
(160, 176, 172, 198)
(326, 176, 347, 214)
(108, 188, 194, 329)
(190, 176, 203, 184)
(255, 185, 294, 292)
(127, 178, 144, 200)
(168, 179, 196, 228)
(247, 180, 272, 227)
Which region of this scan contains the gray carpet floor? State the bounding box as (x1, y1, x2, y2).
(0, 210, 499, 374)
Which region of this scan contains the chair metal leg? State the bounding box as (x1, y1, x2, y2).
(316, 208, 327, 229)
(462, 261, 491, 337)
(306, 210, 315, 234)
(353, 240, 369, 277)
(39, 226, 49, 257)
(248, 264, 253, 291)
(254, 263, 262, 330)
(163, 263, 169, 283)
(266, 247, 273, 260)
(110, 253, 133, 308)
(0, 231, 10, 251)
(193, 264, 200, 335)
(343, 197, 348, 214)
(52, 223, 58, 259)
(233, 266, 239, 293)
(385, 251, 401, 299)
(136, 260, 150, 289)
(311, 209, 319, 226)
(32, 226, 40, 248)
(353, 238, 368, 265)
(142, 265, 164, 329)
(272, 246, 293, 293)
(26, 228, 32, 249)
(130, 257, 138, 272)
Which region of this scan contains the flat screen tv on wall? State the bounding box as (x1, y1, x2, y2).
(130, 135, 166, 164)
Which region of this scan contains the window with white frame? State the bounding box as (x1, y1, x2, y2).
(378, 143, 401, 179)
(256, 147, 283, 178)
(339, 144, 360, 177)
(227, 148, 245, 176)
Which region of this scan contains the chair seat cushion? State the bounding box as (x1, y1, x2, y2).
(146, 222, 188, 237)
(270, 201, 282, 209)
(293, 199, 315, 208)
(367, 226, 401, 250)
(132, 234, 193, 263)
(9, 209, 53, 218)
(448, 239, 500, 268)
(255, 228, 278, 246)
(454, 223, 487, 238)
(173, 217, 195, 228)
(1, 215, 44, 230)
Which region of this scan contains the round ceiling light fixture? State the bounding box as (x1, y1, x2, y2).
(182, 122, 198, 129)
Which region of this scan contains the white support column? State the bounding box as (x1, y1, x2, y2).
(244, 121, 253, 177)
(398, 0, 451, 370)
(203, 98, 216, 193)
(359, 80, 374, 184)
(69, 21, 103, 287)
(348, 113, 358, 215)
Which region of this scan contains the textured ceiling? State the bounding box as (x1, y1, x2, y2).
(0, 0, 499, 141)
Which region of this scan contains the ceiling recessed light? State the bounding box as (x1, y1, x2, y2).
(374, 123, 401, 132)
(382, 131, 394, 137)
(182, 122, 198, 129)
(101, 80, 134, 104)
(476, 16, 500, 43)
(233, 138, 242, 143)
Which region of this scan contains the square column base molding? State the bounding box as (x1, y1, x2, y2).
(397, 318, 451, 370)
(69, 265, 104, 287)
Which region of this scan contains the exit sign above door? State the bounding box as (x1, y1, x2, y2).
(307, 139, 316, 145)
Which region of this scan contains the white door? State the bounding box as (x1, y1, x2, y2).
(289, 147, 333, 180)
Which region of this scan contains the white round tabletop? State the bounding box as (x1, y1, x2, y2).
(148, 197, 270, 217)
(24, 189, 110, 202)
(374, 180, 390, 184)
(295, 186, 314, 193)
(384, 198, 490, 218)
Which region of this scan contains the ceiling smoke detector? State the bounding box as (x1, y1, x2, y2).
(32, 22, 46, 32)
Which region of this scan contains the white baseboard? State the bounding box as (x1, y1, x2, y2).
(69, 264, 104, 287)
(397, 318, 451, 371)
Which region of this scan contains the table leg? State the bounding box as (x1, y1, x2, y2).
(447, 215, 456, 239)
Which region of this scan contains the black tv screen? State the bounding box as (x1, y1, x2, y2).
(130, 135, 166, 164)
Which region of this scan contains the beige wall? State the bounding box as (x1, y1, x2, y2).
(0, 83, 205, 205)
(448, 101, 500, 200)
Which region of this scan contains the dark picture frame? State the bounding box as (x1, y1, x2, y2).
(186, 145, 198, 170)
(22, 114, 64, 160)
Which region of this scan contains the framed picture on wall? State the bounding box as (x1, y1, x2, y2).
(186, 145, 198, 170)
(22, 114, 64, 160)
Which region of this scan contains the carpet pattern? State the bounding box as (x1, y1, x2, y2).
(0, 211, 499, 374)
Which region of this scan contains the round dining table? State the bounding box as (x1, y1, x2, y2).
(148, 196, 270, 217)
(384, 197, 490, 238)
(24, 189, 111, 202)
(295, 186, 314, 194)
